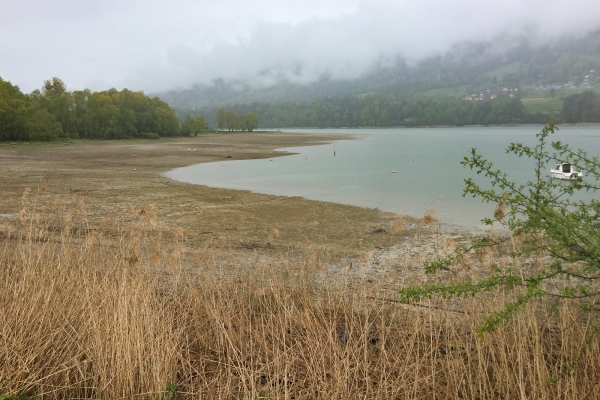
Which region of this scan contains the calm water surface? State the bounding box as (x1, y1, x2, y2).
(164, 125, 600, 228)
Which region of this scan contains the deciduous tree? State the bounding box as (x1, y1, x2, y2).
(26, 109, 62, 141)
(181, 115, 209, 136)
(242, 112, 258, 131)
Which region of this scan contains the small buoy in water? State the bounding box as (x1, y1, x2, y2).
(134, 168, 137, 171)
(392, 170, 396, 173)
(132, 154, 136, 158)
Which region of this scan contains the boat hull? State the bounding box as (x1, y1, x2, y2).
(551, 171, 583, 180)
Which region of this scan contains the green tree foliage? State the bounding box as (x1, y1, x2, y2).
(40, 77, 72, 136)
(71, 89, 92, 139)
(216, 106, 227, 130)
(26, 109, 63, 141)
(180, 115, 209, 136)
(0, 76, 182, 141)
(224, 109, 239, 131)
(216, 107, 256, 131)
(0, 78, 65, 141)
(0, 78, 32, 141)
(153, 100, 180, 137)
(399, 122, 600, 336)
(241, 112, 258, 131)
(194, 95, 527, 129)
(562, 91, 600, 123)
(88, 92, 121, 139)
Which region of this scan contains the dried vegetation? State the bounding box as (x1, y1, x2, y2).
(1, 183, 600, 399)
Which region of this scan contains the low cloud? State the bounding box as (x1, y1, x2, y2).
(2, 0, 599, 93)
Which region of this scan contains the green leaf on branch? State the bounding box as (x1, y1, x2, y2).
(399, 120, 600, 335)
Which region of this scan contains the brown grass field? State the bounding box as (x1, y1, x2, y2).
(1, 133, 599, 399)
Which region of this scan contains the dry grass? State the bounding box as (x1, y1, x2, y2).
(1, 189, 600, 399)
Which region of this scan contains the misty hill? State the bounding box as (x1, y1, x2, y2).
(156, 29, 600, 109)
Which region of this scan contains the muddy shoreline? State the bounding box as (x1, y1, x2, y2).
(0, 132, 477, 291)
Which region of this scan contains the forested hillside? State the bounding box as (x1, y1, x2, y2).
(158, 29, 600, 109)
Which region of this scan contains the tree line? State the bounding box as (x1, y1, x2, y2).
(0, 77, 211, 142)
(183, 95, 530, 129)
(181, 91, 600, 129)
(216, 107, 258, 131)
(7, 76, 595, 142)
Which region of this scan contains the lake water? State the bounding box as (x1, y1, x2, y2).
(164, 125, 600, 228)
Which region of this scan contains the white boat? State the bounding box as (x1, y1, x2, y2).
(550, 162, 583, 180)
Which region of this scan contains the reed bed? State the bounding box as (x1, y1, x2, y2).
(1, 188, 599, 399)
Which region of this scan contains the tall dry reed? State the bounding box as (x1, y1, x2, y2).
(0, 189, 180, 399)
(1, 190, 599, 399)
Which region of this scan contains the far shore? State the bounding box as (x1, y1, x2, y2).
(255, 122, 600, 130)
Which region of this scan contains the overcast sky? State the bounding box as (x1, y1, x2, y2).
(2, 0, 600, 94)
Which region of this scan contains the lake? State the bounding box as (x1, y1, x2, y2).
(164, 125, 600, 228)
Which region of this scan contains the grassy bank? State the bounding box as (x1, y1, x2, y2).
(1, 186, 600, 399)
(521, 97, 564, 114)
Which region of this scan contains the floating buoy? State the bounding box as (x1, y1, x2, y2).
(132, 154, 136, 158)
(134, 168, 137, 171)
(392, 170, 397, 173)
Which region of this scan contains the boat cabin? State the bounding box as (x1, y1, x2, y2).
(555, 163, 572, 173)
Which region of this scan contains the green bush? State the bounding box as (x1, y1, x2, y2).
(135, 132, 161, 140)
(400, 121, 600, 336)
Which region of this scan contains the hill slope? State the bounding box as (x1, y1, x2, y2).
(156, 29, 600, 109)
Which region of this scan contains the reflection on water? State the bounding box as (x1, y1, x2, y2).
(164, 125, 600, 228)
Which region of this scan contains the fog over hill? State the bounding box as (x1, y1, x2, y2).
(2, 0, 600, 96)
(157, 29, 600, 108)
